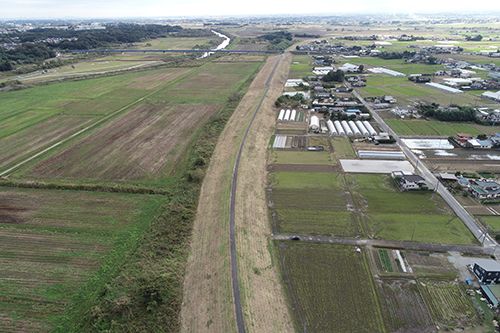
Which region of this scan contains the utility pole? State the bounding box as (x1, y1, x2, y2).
(411, 221, 417, 242)
(481, 224, 491, 244)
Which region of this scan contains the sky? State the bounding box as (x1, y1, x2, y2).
(0, 0, 498, 20)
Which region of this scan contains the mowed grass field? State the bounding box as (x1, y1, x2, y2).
(8, 58, 261, 184)
(0, 187, 162, 332)
(278, 243, 384, 333)
(348, 174, 476, 244)
(269, 172, 363, 237)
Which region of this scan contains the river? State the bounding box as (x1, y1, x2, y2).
(199, 30, 230, 59)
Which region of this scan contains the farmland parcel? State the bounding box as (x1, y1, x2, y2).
(5, 61, 260, 185)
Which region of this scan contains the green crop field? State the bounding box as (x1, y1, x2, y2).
(384, 119, 415, 135)
(278, 243, 384, 333)
(384, 119, 488, 136)
(0, 187, 163, 332)
(270, 150, 334, 165)
(404, 121, 440, 135)
(348, 174, 476, 244)
(331, 137, 356, 158)
(364, 75, 408, 87)
(269, 172, 363, 237)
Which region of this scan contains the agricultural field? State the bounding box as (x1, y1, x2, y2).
(404, 252, 457, 278)
(0, 187, 162, 332)
(377, 279, 435, 332)
(269, 172, 363, 237)
(11, 59, 261, 184)
(347, 174, 476, 244)
(385, 119, 487, 136)
(289, 56, 314, 79)
(420, 280, 478, 328)
(269, 150, 335, 165)
(0, 67, 192, 173)
(331, 137, 356, 159)
(277, 243, 384, 333)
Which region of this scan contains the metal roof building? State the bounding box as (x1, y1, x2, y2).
(358, 150, 406, 159)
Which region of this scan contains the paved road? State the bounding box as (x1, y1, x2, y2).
(229, 53, 286, 333)
(271, 234, 490, 254)
(351, 86, 498, 250)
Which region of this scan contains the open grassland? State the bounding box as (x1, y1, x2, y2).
(331, 137, 356, 159)
(0, 187, 162, 332)
(15, 60, 161, 84)
(347, 174, 476, 244)
(278, 243, 384, 333)
(269, 150, 334, 165)
(0, 67, 191, 173)
(14, 60, 260, 184)
(269, 172, 363, 237)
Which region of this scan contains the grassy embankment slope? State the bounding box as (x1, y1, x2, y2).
(181, 53, 294, 333)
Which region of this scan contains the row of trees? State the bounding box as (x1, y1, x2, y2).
(419, 103, 477, 122)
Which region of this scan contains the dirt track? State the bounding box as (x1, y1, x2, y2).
(180, 54, 293, 332)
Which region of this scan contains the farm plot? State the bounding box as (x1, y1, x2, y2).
(269, 150, 334, 165)
(0, 187, 162, 332)
(377, 279, 435, 333)
(331, 137, 356, 159)
(0, 115, 95, 170)
(347, 174, 475, 244)
(0, 67, 192, 174)
(277, 243, 384, 333)
(19, 61, 260, 183)
(269, 172, 363, 237)
(420, 280, 478, 328)
(404, 252, 457, 278)
(151, 62, 261, 104)
(25, 102, 220, 182)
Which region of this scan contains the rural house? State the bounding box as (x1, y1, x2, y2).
(392, 172, 428, 191)
(470, 180, 500, 200)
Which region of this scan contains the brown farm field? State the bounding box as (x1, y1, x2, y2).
(0, 187, 162, 332)
(27, 102, 221, 182)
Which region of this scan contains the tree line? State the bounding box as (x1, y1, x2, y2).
(0, 24, 216, 71)
(419, 103, 477, 122)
